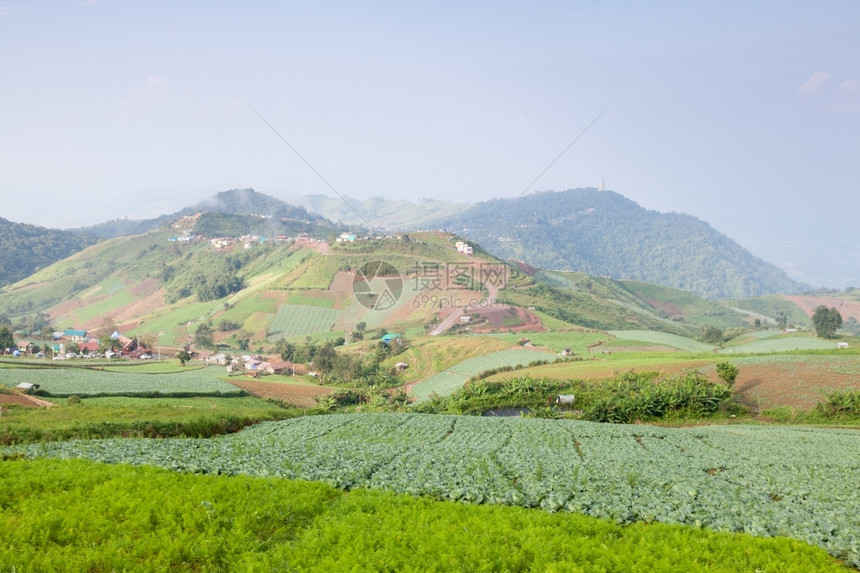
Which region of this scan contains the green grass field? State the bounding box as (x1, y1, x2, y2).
(609, 330, 716, 352)
(1, 458, 847, 572)
(490, 331, 609, 353)
(0, 395, 297, 444)
(411, 348, 557, 402)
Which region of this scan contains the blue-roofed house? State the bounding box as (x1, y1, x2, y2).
(380, 333, 402, 344)
(64, 329, 87, 342)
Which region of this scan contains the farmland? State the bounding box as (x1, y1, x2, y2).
(0, 364, 243, 398)
(5, 413, 859, 568)
(1, 459, 847, 572)
(409, 348, 557, 402)
(0, 395, 298, 445)
(267, 304, 342, 341)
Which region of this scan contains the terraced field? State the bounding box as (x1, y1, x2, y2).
(410, 348, 556, 402)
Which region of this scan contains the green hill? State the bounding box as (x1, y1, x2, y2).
(0, 217, 98, 288)
(438, 188, 806, 299)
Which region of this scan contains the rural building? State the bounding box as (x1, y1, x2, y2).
(15, 341, 33, 353)
(78, 340, 100, 354)
(64, 329, 87, 342)
(381, 333, 402, 344)
(268, 361, 295, 375)
(837, 342, 849, 349)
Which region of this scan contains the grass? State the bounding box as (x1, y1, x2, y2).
(0, 396, 297, 444)
(483, 353, 715, 383)
(490, 330, 609, 353)
(719, 334, 836, 353)
(0, 458, 849, 572)
(609, 330, 716, 352)
(385, 335, 512, 383)
(285, 293, 336, 308)
(410, 348, 557, 402)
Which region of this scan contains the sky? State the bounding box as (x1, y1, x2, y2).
(2, 1, 859, 288)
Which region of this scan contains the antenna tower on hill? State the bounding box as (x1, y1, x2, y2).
(599, 172, 606, 191)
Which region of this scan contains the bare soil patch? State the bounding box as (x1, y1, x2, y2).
(229, 378, 333, 408)
(0, 393, 40, 408)
(733, 362, 859, 412)
(644, 298, 683, 318)
(782, 294, 860, 322)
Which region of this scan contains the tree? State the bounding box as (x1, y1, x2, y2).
(177, 349, 191, 366)
(275, 339, 296, 362)
(775, 311, 788, 330)
(812, 305, 843, 339)
(193, 322, 215, 349)
(700, 325, 723, 345)
(138, 333, 157, 350)
(0, 325, 14, 353)
(715, 362, 739, 389)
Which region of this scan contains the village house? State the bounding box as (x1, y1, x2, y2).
(63, 329, 87, 343)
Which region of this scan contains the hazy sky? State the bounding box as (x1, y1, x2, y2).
(2, 1, 858, 287)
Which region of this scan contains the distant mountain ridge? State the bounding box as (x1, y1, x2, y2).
(0, 218, 98, 288)
(73, 188, 331, 239)
(437, 188, 806, 299)
(9, 187, 808, 299)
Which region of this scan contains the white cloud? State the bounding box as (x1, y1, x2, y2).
(798, 71, 831, 94)
(839, 79, 860, 95)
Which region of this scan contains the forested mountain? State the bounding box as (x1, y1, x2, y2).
(439, 188, 806, 299)
(0, 218, 98, 287)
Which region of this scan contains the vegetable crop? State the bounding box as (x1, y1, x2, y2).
(5, 413, 859, 567)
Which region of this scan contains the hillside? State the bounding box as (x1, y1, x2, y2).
(0, 218, 98, 288)
(0, 223, 754, 348)
(438, 188, 806, 299)
(72, 188, 335, 239)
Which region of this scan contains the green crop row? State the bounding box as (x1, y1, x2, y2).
(0, 365, 242, 397)
(267, 304, 341, 341)
(0, 458, 848, 572)
(5, 413, 858, 567)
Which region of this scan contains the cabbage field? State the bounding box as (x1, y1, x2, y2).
(266, 304, 341, 341)
(0, 365, 243, 397)
(7, 413, 859, 567)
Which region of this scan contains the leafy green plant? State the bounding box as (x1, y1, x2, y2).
(715, 361, 739, 389)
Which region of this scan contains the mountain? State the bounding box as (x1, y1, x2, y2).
(0, 218, 98, 288)
(0, 223, 760, 347)
(73, 188, 334, 239)
(438, 188, 806, 299)
(292, 194, 468, 231)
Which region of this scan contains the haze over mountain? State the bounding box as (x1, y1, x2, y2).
(437, 189, 806, 300)
(73, 188, 331, 240)
(0, 186, 806, 300)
